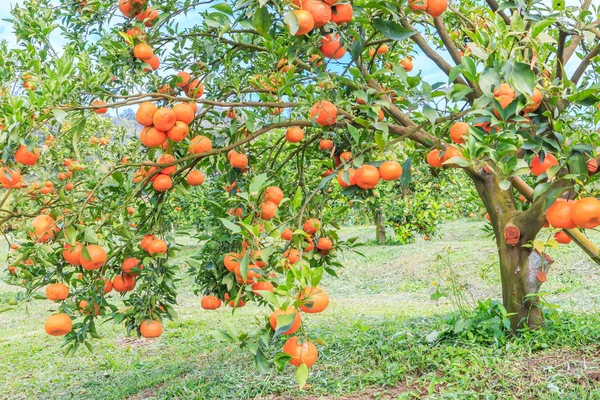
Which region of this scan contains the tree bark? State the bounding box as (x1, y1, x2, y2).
(468, 168, 548, 329)
(375, 208, 386, 245)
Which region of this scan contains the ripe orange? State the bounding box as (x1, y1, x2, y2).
(303, 0, 331, 28)
(319, 139, 333, 150)
(45, 313, 72, 336)
(320, 34, 346, 59)
(167, 121, 189, 142)
(310, 100, 337, 126)
(331, 3, 353, 24)
(32, 214, 57, 238)
(426, 149, 443, 168)
(355, 165, 380, 189)
(113, 273, 136, 292)
(172, 103, 195, 124)
(133, 43, 153, 60)
(289, 10, 314, 35)
(185, 80, 204, 98)
(400, 58, 413, 72)
(224, 252, 241, 272)
(103, 278, 113, 294)
(141, 234, 156, 251)
(140, 320, 163, 338)
(152, 174, 172, 191)
(80, 245, 107, 270)
(572, 197, 600, 229)
(46, 283, 69, 301)
(0, 167, 21, 188)
(140, 127, 167, 147)
(92, 100, 108, 114)
(63, 242, 83, 265)
(379, 161, 402, 181)
(269, 308, 301, 334)
(530, 154, 558, 176)
(285, 127, 304, 142)
(283, 337, 318, 367)
(148, 238, 168, 255)
(303, 218, 321, 234)
(523, 88, 543, 114)
(153, 108, 176, 131)
(177, 72, 192, 88)
(78, 300, 100, 316)
(284, 248, 301, 265)
(136, 102, 157, 126)
(189, 135, 213, 154)
(14, 145, 40, 165)
(317, 237, 332, 250)
(137, 7, 158, 27)
(121, 257, 143, 275)
(545, 198, 576, 229)
(449, 122, 469, 144)
(187, 170, 205, 186)
(440, 146, 464, 165)
(337, 168, 356, 188)
(281, 228, 293, 241)
(554, 231, 572, 244)
(201, 295, 222, 310)
(494, 83, 516, 109)
(230, 152, 249, 169)
(340, 151, 352, 162)
(265, 186, 284, 205)
(157, 154, 177, 175)
(143, 55, 160, 72)
(261, 201, 278, 220)
(297, 286, 329, 313)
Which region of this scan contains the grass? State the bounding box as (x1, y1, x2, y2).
(1, 219, 600, 399)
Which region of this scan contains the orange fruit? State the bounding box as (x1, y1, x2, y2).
(137, 7, 158, 27)
(153, 108, 176, 131)
(400, 58, 413, 72)
(141, 234, 156, 251)
(288, 10, 314, 35)
(303, 218, 321, 234)
(46, 283, 69, 301)
(449, 122, 469, 144)
(133, 43, 153, 60)
(281, 228, 293, 241)
(157, 154, 177, 175)
(265, 186, 284, 205)
(572, 197, 600, 229)
(152, 175, 172, 191)
(140, 127, 167, 147)
(189, 135, 213, 154)
(121, 257, 143, 275)
(230, 152, 249, 169)
(337, 168, 356, 188)
(554, 231, 572, 244)
(187, 170, 205, 186)
(140, 320, 163, 338)
(546, 198, 576, 229)
(494, 83, 516, 109)
(303, 0, 331, 28)
(201, 295, 222, 310)
(523, 88, 543, 114)
(143, 55, 160, 72)
(176, 72, 191, 88)
(136, 102, 158, 126)
(285, 127, 304, 142)
(0, 167, 21, 188)
(185, 80, 204, 98)
(297, 286, 329, 313)
(261, 201, 278, 220)
(530, 154, 558, 176)
(355, 165, 380, 189)
(113, 273, 136, 292)
(172, 103, 195, 124)
(148, 238, 168, 255)
(317, 237, 332, 250)
(62, 242, 83, 265)
(282, 337, 318, 367)
(14, 145, 40, 165)
(269, 308, 301, 334)
(167, 121, 189, 142)
(92, 100, 108, 114)
(426, 149, 443, 168)
(379, 161, 402, 181)
(80, 245, 107, 271)
(224, 252, 241, 272)
(44, 313, 72, 336)
(319, 139, 333, 150)
(310, 100, 337, 126)
(331, 3, 353, 24)
(320, 34, 346, 59)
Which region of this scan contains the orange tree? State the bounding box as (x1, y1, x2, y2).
(2, 0, 600, 386)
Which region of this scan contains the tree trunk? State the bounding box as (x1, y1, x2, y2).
(497, 241, 553, 329)
(375, 209, 386, 245)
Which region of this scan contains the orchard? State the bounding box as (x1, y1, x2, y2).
(2, 0, 600, 394)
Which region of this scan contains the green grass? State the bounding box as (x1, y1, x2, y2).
(2, 220, 600, 399)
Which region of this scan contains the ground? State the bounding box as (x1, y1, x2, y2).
(1, 220, 600, 399)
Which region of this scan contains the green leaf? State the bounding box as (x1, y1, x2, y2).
(253, 6, 272, 37)
(212, 329, 235, 342)
(283, 11, 298, 35)
(372, 18, 415, 41)
(249, 173, 268, 195)
(512, 62, 535, 96)
(374, 133, 386, 152)
(292, 186, 303, 210)
(499, 180, 511, 191)
(52, 109, 66, 124)
(531, 18, 556, 39)
(296, 362, 309, 389)
(422, 105, 437, 125)
(212, 3, 233, 15)
(479, 68, 501, 95)
(219, 218, 241, 233)
(255, 290, 280, 307)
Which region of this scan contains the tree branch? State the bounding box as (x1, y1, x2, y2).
(570, 42, 600, 84)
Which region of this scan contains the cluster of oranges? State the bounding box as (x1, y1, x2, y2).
(118, 0, 158, 26)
